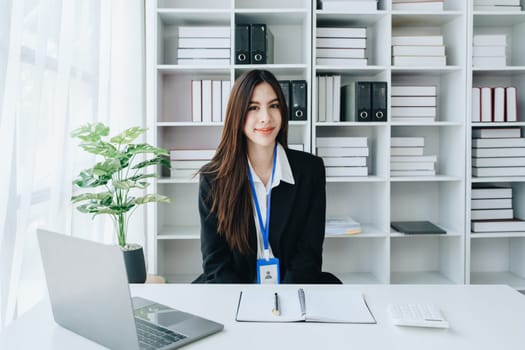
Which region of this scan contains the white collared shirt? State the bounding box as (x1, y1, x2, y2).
(247, 143, 295, 259)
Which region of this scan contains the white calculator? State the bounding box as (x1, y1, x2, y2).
(388, 303, 450, 328)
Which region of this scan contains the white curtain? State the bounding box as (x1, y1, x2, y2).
(0, 0, 146, 329)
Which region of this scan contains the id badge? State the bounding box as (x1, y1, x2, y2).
(256, 257, 280, 284)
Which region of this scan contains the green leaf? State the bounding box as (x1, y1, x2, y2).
(92, 158, 122, 177)
(70, 123, 109, 142)
(73, 169, 111, 188)
(110, 127, 146, 144)
(76, 203, 114, 214)
(109, 203, 135, 213)
(128, 173, 157, 182)
(113, 180, 148, 190)
(79, 141, 120, 158)
(71, 192, 113, 204)
(91, 208, 123, 216)
(132, 156, 171, 170)
(135, 194, 171, 205)
(125, 144, 169, 157)
(76, 202, 135, 216)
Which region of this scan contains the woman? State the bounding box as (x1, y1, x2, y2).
(195, 69, 340, 284)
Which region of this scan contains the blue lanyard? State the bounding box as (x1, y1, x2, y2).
(247, 144, 278, 258)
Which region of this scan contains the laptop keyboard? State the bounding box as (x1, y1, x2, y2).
(135, 317, 187, 349)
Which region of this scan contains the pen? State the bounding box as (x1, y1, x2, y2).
(272, 292, 281, 316)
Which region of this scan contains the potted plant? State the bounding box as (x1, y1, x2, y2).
(70, 123, 170, 283)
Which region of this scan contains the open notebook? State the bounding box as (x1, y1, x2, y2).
(235, 288, 376, 323)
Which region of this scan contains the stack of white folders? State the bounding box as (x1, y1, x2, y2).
(472, 34, 507, 68)
(391, 85, 437, 123)
(392, 0, 444, 11)
(391, 137, 437, 177)
(391, 35, 446, 67)
(175, 26, 231, 65)
(317, 137, 368, 177)
(170, 149, 215, 179)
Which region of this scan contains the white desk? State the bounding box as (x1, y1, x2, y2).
(1, 284, 524, 350)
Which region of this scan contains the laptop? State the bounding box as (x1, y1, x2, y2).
(37, 229, 223, 350)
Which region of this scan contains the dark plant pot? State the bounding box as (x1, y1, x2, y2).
(122, 245, 147, 283)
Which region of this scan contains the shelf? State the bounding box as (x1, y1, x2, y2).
(391, 232, 461, 238)
(147, 1, 524, 289)
(390, 175, 462, 182)
(158, 9, 231, 25)
(233, 64, 308, 72)
(391, 66, 463, 74)
(326, 224, 387, 238)
(158, 225, 200, 238)
(391, 121, 463, 127)
(158, 65, 231, 74)
(473, 12, 525, 26)
(326, 176, 387, 183)
(157, 121, 224, 127)
(336, 272, 383, 285)
(315, 11, 388, 24)
(470, 272, 525, 291)
(470, 232, 525, 238)
(235, 0, 309, 10)
(289, 121, 309, 126)
(158, 0, 229, 10)
(316, 121, 388, 127)
(234, 10, 309, 25)
(471, 122, 525, 127)
(391, 271, 455, 285)
(472, 67, 525, 74)
(158, 177, 199, 184)
(315, 66, 388, 74)
(471, 177, 525, 183)
(316, 10, 388, 18)
(392, 12, 464, 26)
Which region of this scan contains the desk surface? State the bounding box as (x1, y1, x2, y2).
(1, 284, 524, 350)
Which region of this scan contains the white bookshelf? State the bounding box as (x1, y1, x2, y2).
(145, 0, 524, 290)
(146, 0, 312, 283)
(466, 2, 525, 291)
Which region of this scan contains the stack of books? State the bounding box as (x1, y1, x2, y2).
(471, 185, 513, 221)
(472, 87, 518, 123)
(191, 80, 231, 123)
(316, 137, 369, 177)
(391, 34, 446, 67)
(471, 128, 525, 177)
(325, 217, 362, 236)
(316, 27, 367, 67)
(169, 149, 216, 179)
(391, 137, 437, 176)
(391, 85, 437, 122)
(176, 26, 231, 65)
(316, 75, 341, 122)
(392, 0, 444, 11)
(471, 185, 525, 233)
(318, 0, 377, 11)
(474, 0, 522, 11)
(472, 34, 507, 67)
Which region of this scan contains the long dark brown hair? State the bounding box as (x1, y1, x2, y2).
(200, 70, 289, 254)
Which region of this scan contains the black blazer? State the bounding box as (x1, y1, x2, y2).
(195, 148, 328, 283)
